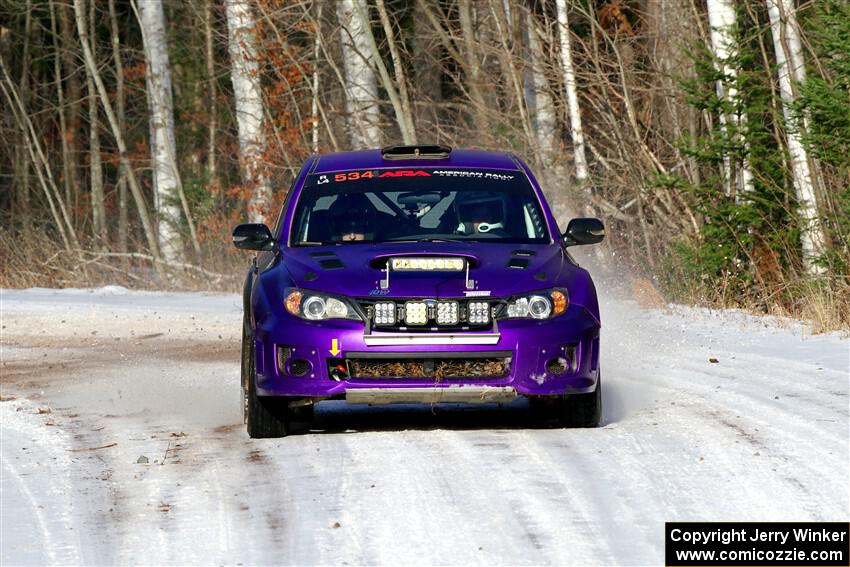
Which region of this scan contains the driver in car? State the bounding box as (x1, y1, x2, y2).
(329, 193, 378, 242)
(454, 192, 509, 236)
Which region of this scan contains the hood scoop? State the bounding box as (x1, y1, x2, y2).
(319, 258, 344, 270)
(506, 258, 529, 269)
(309, 250, 344, 270)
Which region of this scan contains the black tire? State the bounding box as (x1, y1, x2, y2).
(559, 373, 602, 428)
(242, 324, 289, 438)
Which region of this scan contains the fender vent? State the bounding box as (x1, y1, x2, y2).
(310, 251, 336, 257)
(506, 258, 529, 269)
(319, 258, 344, 270)
(511, 249, 536, 257)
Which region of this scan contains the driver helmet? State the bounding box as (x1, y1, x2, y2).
(454, 191, 508, 234)
(329, 193, 377, 239)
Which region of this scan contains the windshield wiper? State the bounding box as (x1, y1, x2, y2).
(385, 237, 466, 244)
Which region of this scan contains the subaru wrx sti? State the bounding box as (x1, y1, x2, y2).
(233, 145, 605, 437)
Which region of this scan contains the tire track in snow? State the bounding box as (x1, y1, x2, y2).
(1, 404, 84, 566)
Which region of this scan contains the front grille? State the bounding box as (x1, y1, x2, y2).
(358, 298, 497, 329)
(346, 356, 510, 379)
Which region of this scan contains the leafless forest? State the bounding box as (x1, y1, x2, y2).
(0, 0, 847, 329)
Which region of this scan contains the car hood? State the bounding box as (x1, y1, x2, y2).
(280, 242, 583, 301)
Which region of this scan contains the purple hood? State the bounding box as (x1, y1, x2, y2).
(278, 242, 597, 311)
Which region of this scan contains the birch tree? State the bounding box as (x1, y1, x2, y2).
(526, 10, 559, 168)
(72, 0, 163, 265)
(138, 0, 185, 263)
(337, 0, 381, 148)
(767, 0, 827, 273)
(706, 0, 754, 198)
(225, 0, 272, 223)
(555, 0, 590, 197)
(349, 0, 415, 144)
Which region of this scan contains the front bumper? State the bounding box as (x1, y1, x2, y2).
(253, 304, 600, 400)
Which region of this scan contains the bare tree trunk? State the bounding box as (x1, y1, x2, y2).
(72, 0, 163, 265)
(49, 0, 74, 223)
(225, 0, 272, 222)
(411, 0, 442, 134)
(135, 0, 201, 256)
(0, 59, 78, 251)
(375, 0, 417, 144)
(526, 9, 559, 167)
(311, 3, 322, 153)
(14, 0, 33, 226)
(766, 0, 827, 274)
(57, 1, 83, 214)
(86, 0, 106, 245)
(457, 0, 492, 139)
(707, 0, 754, 199)
(555, 0, 591, 204)
(350, 0, 413, 144)
(336, 0, 381, 148)
(204, 0, 218, 186)
(108, 0, 128, 252)
(136, 0, 186, 262)
(489, 0, 537, 156)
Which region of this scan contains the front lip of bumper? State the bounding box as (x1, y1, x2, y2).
(253, 303, 600, 398)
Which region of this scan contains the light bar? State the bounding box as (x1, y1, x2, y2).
(403, 301, 428, 325)
(436, 301, 459, 325)
(467, 301, 490, 325)
(391, 257, 465, 272)
(373, 302, 396, 326)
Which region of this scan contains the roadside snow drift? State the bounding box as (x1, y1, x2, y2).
(1, 287, 847, 565)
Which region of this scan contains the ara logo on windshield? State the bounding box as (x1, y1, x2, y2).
(378, 170, 430, 178)
(369, 289, 390, 296)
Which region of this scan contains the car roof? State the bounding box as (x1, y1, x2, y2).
(311, 148, 522, 174)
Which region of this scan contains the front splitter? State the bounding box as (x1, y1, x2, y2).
(345, 386, 517, 405)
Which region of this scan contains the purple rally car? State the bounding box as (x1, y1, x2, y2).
(233, 145, 605, 437)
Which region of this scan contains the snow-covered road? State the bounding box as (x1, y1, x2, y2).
(1, 287, 847, 565)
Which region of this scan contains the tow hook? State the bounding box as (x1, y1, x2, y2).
(328, 360, 350, 381)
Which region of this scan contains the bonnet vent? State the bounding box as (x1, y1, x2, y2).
(319, 258, 344, 270)
(381, 144, 452, 160)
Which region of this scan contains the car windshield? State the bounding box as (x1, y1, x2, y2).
(291, 168, 550, 245)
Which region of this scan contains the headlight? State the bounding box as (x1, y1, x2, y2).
(284, 289, 361, 321)
(502, 289, 568, 319)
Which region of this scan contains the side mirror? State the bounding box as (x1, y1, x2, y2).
(232, 223, 276, 251)
(563, 218, 605, 246)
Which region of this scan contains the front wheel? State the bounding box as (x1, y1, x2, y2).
(529, 373, 602, 428)
(242, 324, 289, 438)
(558, 375, 602, 428)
